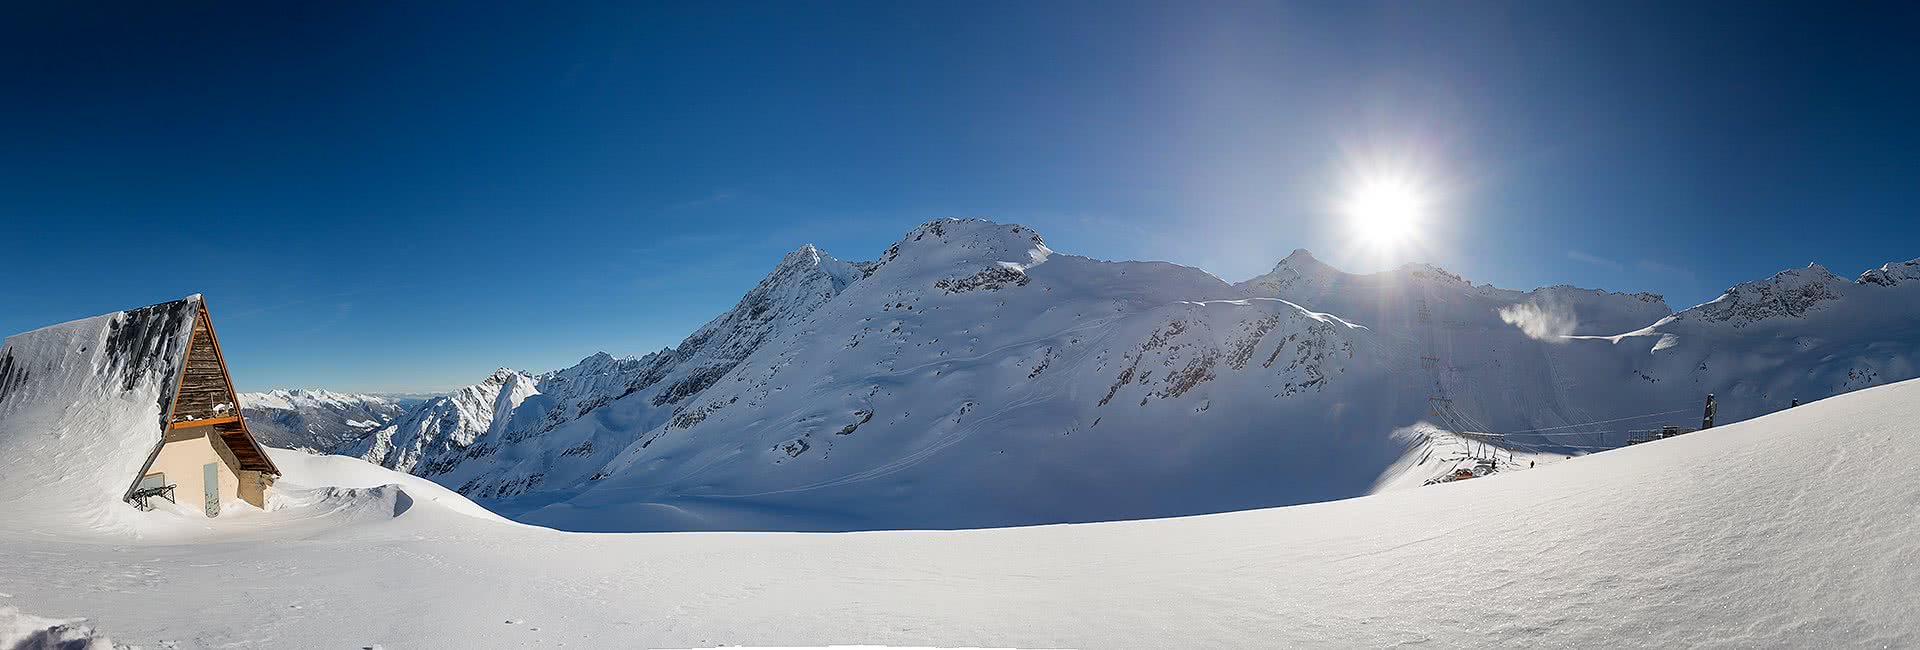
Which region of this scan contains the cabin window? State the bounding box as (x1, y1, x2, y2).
(137, 473, 168, 490)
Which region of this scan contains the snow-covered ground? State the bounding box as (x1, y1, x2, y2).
(5, 377, 1918, 648)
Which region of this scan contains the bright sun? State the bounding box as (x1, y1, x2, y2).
(1341, 177, 1426, 250)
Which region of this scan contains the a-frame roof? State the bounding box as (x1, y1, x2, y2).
(0, 295, 280, 518)
(158, 300, 280, 476)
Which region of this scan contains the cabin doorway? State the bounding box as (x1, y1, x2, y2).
(203, 463, 220, 517)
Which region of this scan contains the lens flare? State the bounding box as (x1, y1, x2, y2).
(1340, 176, 1426, 251)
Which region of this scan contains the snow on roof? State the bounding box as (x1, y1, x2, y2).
(0, 295, 201, 536)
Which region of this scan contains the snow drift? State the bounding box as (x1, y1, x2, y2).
(2, 377, 1917, 647)
(0, 296, 201, 537)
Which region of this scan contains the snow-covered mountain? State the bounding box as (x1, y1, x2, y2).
(5, 231, 1920, 647)
(339, 242, 870, 501)
(340, 218, 1920, 532)
(238, 389, 415, 452)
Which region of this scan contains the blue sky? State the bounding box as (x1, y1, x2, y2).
(3, 1, 1916, 392)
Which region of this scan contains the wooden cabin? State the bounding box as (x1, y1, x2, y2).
(124, 299, 280, 517)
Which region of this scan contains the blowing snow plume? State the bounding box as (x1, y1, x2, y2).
(1498, 301, 1578, 342)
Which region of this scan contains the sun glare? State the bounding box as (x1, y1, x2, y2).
(1341, 176, 1427, 251)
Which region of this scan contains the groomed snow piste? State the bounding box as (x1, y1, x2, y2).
(3, 377, 1917, 648)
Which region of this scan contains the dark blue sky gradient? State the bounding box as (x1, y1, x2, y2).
(3, 1, 1916, 391)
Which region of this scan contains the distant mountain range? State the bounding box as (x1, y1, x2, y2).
(238, 389, 423, 452)
(276, 218, 1917, 532)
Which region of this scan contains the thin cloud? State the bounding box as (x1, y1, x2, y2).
(1636, 258, 1698, 282)
(1567, 250, 1624, 271)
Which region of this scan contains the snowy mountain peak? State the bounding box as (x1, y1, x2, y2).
(901, 217, 1042, 245)
(482, 368, 528, 385)
(340, 367, 542, 474)
(1238, 248, 1342, 297)
(1665, 256, 1920, 329)
(1860, 257, 1920, 286)
(1677, 263, 1851, 326)
(665, 241, 864, 375)
(1795, 263, 1843, 281)
(785, 242, 824, 260)
(342, 236, 892, 486)
(553, 351, 634, 378)
(757, 242, 861, 294)
(780, 243, 823, 267)
(876, 218, 1052, 270)
(1240, 251, 1472, 298)
(1397, 262, 1470, 285)
(1270, 249, 1337, 275)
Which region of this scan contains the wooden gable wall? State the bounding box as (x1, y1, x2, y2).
(171, 310, 238, 424)
(162, 306, 279, 474)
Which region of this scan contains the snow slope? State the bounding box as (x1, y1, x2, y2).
(1606, 262, 1920, 417)
(238, 389, 411, 452)
(0, 295, 201, 537)
(331, 219, 1920, 532)
(4, 378, 1919, 648)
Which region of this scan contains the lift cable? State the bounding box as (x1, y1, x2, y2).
(1486, 408, 1694, 434)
